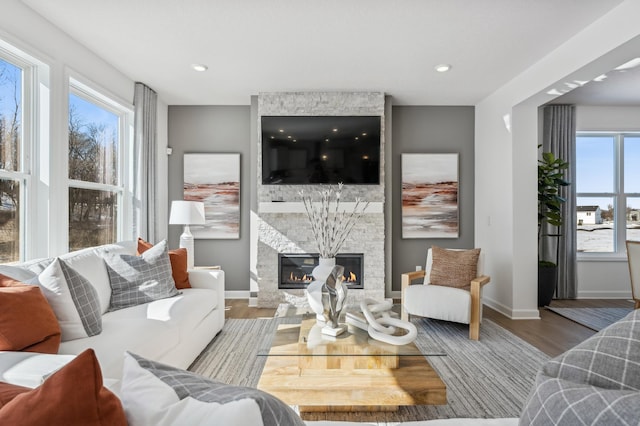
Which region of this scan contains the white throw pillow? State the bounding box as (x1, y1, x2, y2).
(120, 352, 304, 426)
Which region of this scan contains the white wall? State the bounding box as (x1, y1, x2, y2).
(1, 0, 168, 256)
(475, 0, 640, 318)
(573, 105, 640, 298)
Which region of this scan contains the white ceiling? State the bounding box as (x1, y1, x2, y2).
(20, 0, 625, 106)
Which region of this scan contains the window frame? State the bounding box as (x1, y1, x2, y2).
(0, 46, 37, 261)
(67, 76, 134, 250)
(576, 131, 640, 260)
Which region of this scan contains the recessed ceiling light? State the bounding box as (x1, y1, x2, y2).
(191, 64, 208, 72)
(333, 128, 338, 132)
(434, 64, 451, 73)
(279, 129, 284, 133)
(361, 132, 367, 136)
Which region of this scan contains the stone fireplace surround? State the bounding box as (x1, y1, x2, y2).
(256, 92, 386, 308)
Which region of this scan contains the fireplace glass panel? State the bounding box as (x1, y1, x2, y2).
(279, 253, 363, 289)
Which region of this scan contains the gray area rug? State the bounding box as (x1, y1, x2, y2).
(189, 317, 548, 423)
(546, 307, 633, 331)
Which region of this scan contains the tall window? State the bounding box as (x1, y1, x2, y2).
(0, 55, 26, 262)
(576, 133, 640, 255)
(68, 81, 128, 251)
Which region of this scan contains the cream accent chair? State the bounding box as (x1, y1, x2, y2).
(626, 240, 640, 309)
(401, 248, 490, 340)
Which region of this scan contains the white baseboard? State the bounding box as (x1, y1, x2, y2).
(225, 291, 251, 299)
(483, 296, 541, 320)
(577, 290, 632, 299)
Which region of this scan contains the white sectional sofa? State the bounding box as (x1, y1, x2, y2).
(0, 240, 225, 389)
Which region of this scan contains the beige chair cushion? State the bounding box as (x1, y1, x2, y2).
(429, 246, 480, 289)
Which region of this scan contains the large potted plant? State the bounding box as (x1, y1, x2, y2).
(538, 146, 570, 307)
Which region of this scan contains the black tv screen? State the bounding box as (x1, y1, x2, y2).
(261, 116, 381, 185)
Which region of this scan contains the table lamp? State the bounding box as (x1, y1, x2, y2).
(169, 200, 206, 269)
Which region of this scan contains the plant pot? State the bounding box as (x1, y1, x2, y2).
(538, 264, 558, 307)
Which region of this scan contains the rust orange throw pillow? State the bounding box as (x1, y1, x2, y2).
(0, 349, 127, 425)
(138, 237, 191, 289)
(0, 276, 61, 353)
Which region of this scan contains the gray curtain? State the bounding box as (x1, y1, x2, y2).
(134, 82, 157, 242)
(542, 104, 577, 299)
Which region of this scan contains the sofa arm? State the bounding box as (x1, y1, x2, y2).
(188, 269, 225, 328)
(188, 268, 225, 291)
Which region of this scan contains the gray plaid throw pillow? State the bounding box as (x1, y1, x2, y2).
(59, 259, 102, 337)
(542, 309, 640, 391)
(104, 239, 178, 312)
(520, 309, 640, 425)
(520, 373, 640, 425)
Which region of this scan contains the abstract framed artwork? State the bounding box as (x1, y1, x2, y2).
(183, 153, 240, 239)
(401, 153, 459, 239)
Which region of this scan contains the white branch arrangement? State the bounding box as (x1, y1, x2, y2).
(300, 183, 369, 258)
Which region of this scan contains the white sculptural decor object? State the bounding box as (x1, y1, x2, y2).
(346, 299, 418, 346)
(306, 265, 348, 336)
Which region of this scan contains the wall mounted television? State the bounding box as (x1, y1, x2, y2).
(261, 115, 381, 185)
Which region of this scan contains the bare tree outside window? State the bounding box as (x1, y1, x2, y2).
(68, 93, 119, 251)
(0, 59, 22, 262)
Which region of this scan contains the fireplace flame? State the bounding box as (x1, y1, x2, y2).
(343, 271, 357, 282)
(289, 271, 311, 282)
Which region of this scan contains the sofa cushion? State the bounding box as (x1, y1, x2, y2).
(35, 258, 102, 341)
(104, 239, 179, 312)
(0, 278, 61, 353)
(542, 309, 640, 391)
(0, 352, 75, 388)
(59, 317, 179, 381)
(0, 265, 37, 282)
(105, 288, 218, 341)
(519, 373, 640, 426)
(121, 351, 305, 426)
(429, 246, 480, 289)
(138, 238, 191, 289)
(0, 349, 127, 425)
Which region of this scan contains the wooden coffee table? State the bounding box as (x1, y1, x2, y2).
(257, 316, 447, 413)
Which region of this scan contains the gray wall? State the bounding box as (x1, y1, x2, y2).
(168, 106, 251, 292)
(168, 104, 475, 294)
(391, 106, 475, 291)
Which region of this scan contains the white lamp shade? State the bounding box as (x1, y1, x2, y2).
(169, 200, 206, 225)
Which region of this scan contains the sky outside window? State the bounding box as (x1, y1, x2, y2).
(576, 135, 614, 194)
(69, 93, 118, 139)
(624, 136, 640, 193)
(0, 59, 21, 119)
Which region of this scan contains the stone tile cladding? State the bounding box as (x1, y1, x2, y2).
(256, 92, 386, 308)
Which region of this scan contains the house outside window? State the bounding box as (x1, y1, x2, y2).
(68, 79, 131, 251)
(0, 54, 29, 262)
(576, 133, 640, 255)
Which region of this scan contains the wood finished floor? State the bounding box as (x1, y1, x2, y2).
(224, 298, 634, 358)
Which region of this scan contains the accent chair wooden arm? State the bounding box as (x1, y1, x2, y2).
(469, 275, 491, 340)
(401, 270, 426, 322)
